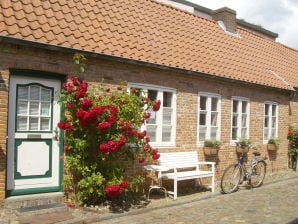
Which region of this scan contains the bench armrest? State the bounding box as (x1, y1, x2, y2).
(197, 162, 215, 173)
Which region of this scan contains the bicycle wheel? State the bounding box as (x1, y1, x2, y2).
(220, 163, 242, 194)
(250, 160, 266, 188)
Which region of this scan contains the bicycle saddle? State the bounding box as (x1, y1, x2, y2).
(253, 151, 261, 156)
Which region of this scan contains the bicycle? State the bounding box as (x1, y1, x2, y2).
(220, 144, 267, 194)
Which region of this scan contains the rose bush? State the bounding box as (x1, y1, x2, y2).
(58, 54, 160, 205)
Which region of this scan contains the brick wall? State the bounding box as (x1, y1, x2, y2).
(0, 42, 293, 204)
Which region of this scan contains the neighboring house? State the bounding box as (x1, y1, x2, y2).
(0, 0, 298, 207)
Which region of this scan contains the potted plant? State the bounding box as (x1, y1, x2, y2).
(203, 140, 222, 155)
(236, 138, 252, 153)
(267, 137, 280, 151)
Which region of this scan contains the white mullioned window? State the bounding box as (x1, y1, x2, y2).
(128, 83, 176, 147)
(198, 92, 221, 144)
(264, 102, 278, 141)
(231, 97, 250, 142)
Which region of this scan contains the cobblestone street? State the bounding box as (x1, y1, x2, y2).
(100, 172, 298, 224)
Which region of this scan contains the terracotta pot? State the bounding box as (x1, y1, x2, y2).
(236, 146, 249, 153)
(203, 147, 218, 156)
(267, 144, 278, 151)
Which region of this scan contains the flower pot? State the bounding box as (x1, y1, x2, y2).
(203, 147, 218, 156)
(267, 144, 278, 151)
(236, 146, 249, 153)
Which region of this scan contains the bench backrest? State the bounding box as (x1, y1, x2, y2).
(159, 151, 199, 169)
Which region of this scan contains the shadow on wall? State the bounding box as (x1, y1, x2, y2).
(0, 146, 6, 172)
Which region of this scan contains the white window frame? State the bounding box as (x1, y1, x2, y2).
(263, 101, 279, 143)
(230, 96, 250, 144)
(127, 82, 176, 148)
(197, 92, 221, 146)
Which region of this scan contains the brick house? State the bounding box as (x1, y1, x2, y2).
(0, 0, 297, 206)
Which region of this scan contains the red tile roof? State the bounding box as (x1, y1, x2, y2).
(1, 0, 297, 90)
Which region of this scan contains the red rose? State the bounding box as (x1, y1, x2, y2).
(131, 88, 137, 94)
(97, 122, 111, 131)
(107, 115, 119, 124)
(57, 121, 65, 129)
(144, 112, 151, 119)
(105, 184, 122, 198)
(67, 102, 75, 109)
(80, 98, 93, 109)
(109, 105, 119, 115)
(64, 122, 74, 132)
(152, 149, 159, 155)
(138, 130, 147, 139)
(153, 100, 161, 111)
(144, 144, 151, 151)
(120, 181, 128, 189)
(139, 158, 145, 163)
(152, 153, 160, 160)
(145, 136, 150, 143)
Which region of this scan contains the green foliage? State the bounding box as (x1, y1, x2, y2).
(204, 140, 222, 149)
(58, 54, 161, 205)
(268, 137, 280, 146)
(129, 175, 145, 193)
(237, 138, 252, 147)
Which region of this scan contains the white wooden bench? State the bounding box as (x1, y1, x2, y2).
(158, 151, 215, 200)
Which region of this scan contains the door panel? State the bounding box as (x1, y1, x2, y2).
(7, 75, 61, 195)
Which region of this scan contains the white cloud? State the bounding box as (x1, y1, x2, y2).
(189, 0, 298, 49)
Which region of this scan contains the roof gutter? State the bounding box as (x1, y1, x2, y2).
(0, 35, 295, 93)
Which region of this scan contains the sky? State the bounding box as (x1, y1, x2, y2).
(189, 0, 298, 50)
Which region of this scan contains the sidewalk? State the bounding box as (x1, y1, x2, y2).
(1, 170, 298, 224)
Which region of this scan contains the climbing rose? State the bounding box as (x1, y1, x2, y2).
(153, 100, 161, 111)
(139, 158, 145, 163)
(98, 122, 111, 131)
(80, 98, 93, 109)
(152, 153, 160, 160)
(67, 102, 75, 108)
(138, 130, 147, 139)
(57, 121, 65, 129)
(109, 104, 119, 115)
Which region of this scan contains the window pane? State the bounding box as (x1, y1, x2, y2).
(199, 113, 206, 125)
(199, 127, 207, 142)
(241, 128, 247, 138)
(17, 117, 27, 131)
(233, 100, 238, 113)
(162, 125, 171, 142)
(29, 117, 39, 130)
(232, 128, 237, 140)
(242, 101, 247, 113)
(200, 96, 207, 110)
(211, 97, 218, 111)
(147, 110, 156, 124)
(41, 88, 51, 101)
(17, 101, 28, 115)
(241, 114, 247, 127)
(41, 103, 51, 116)
(211, 112, 217, 126)
(232, 114, 238, 127)
(264, 128, 269, 140)
(148, 90, 157, 101)
(265, 104, 269, 115)
(146, 125, 157, 142)
(162, 108, 172, 125)
(271, 129, 276, 138)
(272, 105, 276, 116)
(40, 118, 50, 130)
(272, 117, 276, 128)
(210, 127, 217, 139)
(264, 117, 269, 128)
(163, 92, 172, 107)
(30, 86, 40, 100)
(29, 102, 39, 115)
(18, 87, 28, 100)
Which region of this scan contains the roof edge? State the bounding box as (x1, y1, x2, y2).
(0, 36, 294, 93)
(237, 19, 278, 38)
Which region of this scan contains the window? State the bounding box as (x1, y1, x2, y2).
(16, 84, 53, 131)
(264, 102, 278, 141)
(231, 97, 249, 141)
(128, 83, 176, 147)
(198, 93, 221, 143)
